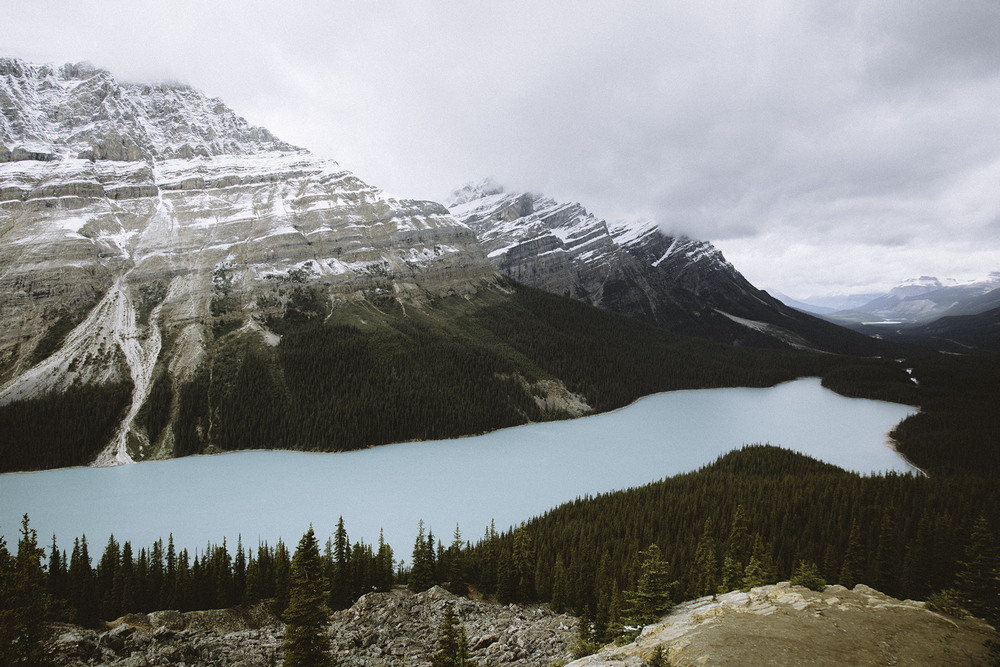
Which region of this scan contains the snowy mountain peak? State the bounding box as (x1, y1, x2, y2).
(0, 56, 297, 163)
(0, 59, 497, 466)
(446, 181, 863, 352)
(826, 273, 1000, 325)
(446, 178, 506, 208)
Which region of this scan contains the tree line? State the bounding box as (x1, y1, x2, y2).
(170, 282, 922, 461)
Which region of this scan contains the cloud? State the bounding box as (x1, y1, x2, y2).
(2, 0, 999, 293)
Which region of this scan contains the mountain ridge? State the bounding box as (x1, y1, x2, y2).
(822, 273, 1000, 325)
(448, 179, 882, 355)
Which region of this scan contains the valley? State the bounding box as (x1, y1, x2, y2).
(1, 56, 998, 666)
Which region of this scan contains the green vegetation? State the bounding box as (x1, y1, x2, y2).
(0, 382, 132, 472)
(29, 295, 102, 366)
(0, 516, 56, 666)
(431, 603, 477, 667)
(171, 282, 918, 459)
(620, 544, 675, 633)
(888, 353, 1000, 476)
(282, 527, 331, 667)
(135, 280, 168, 327)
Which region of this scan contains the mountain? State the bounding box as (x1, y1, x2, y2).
(854, 304, 1000, 353)
(910, 305, 1000, 351)
(826, 274, 1000, 325)
(1, 59, 844, 473)
(0, 59, 524, 469)
(447, 180, 880, 354)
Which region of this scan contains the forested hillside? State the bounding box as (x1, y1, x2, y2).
(2, 280, 917, 472)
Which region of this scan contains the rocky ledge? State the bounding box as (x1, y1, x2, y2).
(569, 582, 998, 666)
(47, 586, 579, 666)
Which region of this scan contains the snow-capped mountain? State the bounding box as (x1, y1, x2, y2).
(0, 58, 882, 472)
(0, 58, 497, 465)
(826, 274, 1000, 325)
(447, 180, 874, 353)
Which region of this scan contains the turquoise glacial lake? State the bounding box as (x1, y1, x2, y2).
(0, 378, 915, 557)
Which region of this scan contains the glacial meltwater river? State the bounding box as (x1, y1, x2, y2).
(0, 378, 915, 557)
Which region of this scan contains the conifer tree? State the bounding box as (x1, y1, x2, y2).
(724, 505, 752, 570)
(374, 530, 394, 592)
(790, 560, 826, 591)
(871, 509, 899, 596)
(604, 578, 624, 640)
(233, 537, 246, 606)
(899, 513, 932, 599)
(0, 515, 54, 666)
(718, 555, 742, 594)
(329, 516, 354, 609)
(477, 521, 499, 595)
(955, 515, 999, 625)
(622, 544, 675, 631)
(47, 535, 67, 603)
(410, 520, 436, 593)
(839, 520, 865, 589)
(512, 525, 536, 601)
(446, 525, 467, 595)
(164, 535, 177, 608)
(273, 540, 291, 616)
(690, 517, 718, 597)
(282, 527, 330, 667)
(148, 539, 165, 612)
(749, 534, 776, 584)
(550, 555, 569, 613)
(175, 549, 192, 611)
(96, 535, 120, 619)
(431, 603, 477, 667)
(742, 556, 767, 590)
(68, 535, 97, 625)
(117, 541, 136, 613)
(495, 549, 515, 604)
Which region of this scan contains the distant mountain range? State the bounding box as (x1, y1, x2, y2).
(819, 275, 1000, 325)
(774, 275, 1000, 352)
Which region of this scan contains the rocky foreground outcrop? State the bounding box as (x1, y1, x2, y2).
(569, 582, 998, 667)
(328, 586, 577, 665)
(45, 583, 997, 666)
(47, 586, 578, 666)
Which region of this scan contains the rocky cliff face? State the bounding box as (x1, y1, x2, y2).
(569, 582, 997, 666)
(448, 180, 876, 353)
(0, 58, 498, 466)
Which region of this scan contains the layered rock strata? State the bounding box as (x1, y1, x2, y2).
(0, 59, 498, 465)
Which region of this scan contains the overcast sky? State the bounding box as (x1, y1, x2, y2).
(4, 0, 1000, 297)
